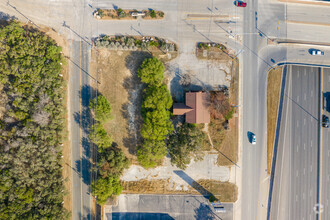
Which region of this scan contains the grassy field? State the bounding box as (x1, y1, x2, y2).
(121, 179, 237, 202)
(267, 68, 283, 174)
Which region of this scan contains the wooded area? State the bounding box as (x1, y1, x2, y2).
(0, 21, 68, 219)
(136, 58, 173, 168)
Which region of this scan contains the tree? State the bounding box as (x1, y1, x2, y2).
(93, 176, 122, 205)
(142, 85, 173, 112)
(168, 123, 205, 169)
(0, 21, 68, 219)
(90, 95, 112, 122)
(137, 140, 167, 168)
(89, 123, 113, 151)
(136, 57, 173, 168)
(137, 58, 165, 86)
(98, 147, 129, 178)
(141, 109, 173, 141)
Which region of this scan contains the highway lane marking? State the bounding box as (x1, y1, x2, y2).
(304, 93, 306, 101)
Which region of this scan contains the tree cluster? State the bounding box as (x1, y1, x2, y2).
(136, 58, 173, 168)
(167, 123, 205, 169)
(89, 95, 129, 205)
(0, 21, 68, 219)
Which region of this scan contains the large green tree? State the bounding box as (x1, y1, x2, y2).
(137, 57, 165, 86)
(168, 124, 205, 169)
(90, 95, 112, 122)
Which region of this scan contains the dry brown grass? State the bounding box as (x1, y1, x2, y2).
(208, 59, 239, 166)
(90, 48, 177, 163)
(121, 179, 237, 202)
(90, 50, 151, 162)
(196, 46, 231, 61)
(267, 68, 283, 174)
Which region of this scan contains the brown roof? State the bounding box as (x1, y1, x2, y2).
(185, 92, 210, 124)
(173, 103, 193, 115)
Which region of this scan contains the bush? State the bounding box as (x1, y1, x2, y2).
(149, 41, 159, 47)
(150, 10, 156, 18)
(224, 107, 235, 120)
(210, 92, 231, 120)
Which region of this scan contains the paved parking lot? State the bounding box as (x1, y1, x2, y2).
(106, 194, 233, 220)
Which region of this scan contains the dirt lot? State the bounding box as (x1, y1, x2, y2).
(121, 179, 237, 202)
(267, 67, 283, 174)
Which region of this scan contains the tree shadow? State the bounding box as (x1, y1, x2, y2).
(173, 170, 215, 200)
(120, 51, 152, 154)
(75, 156, 92, 185)
(194, 203, 217, 220)
(0, 11, 16, 25)
(73, 85, 97, 134)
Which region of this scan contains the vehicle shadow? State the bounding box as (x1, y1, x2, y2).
(323, 92, 330, 112)
(246, 131, 253, 143)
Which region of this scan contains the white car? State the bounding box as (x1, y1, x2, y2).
(309, 49, 324, 56)
(251, 134, 256, 145)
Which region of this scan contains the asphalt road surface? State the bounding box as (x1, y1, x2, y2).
(107, 195, 233, 220)
(321, 68, 330, 220)
(270, 65, 320, 220)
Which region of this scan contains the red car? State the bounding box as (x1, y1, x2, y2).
(235, 1, 247, 7)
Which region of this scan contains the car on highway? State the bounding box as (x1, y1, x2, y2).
(323, 115, 329, 128)
(235, 1, 247, 7)
(309, 49, 324, 56)
(251, 134, 256, 145)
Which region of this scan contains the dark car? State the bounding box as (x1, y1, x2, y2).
(323, 115, 329, 128)
(235, 1, 247, 7)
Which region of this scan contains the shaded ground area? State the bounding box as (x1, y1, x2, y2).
(267, 67, 283, 174)
(106, 194, 233, 220)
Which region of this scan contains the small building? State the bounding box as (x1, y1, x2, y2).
(173, 91, 210, 124)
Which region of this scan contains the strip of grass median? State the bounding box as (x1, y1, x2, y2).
(267, 68, 283, 174)
(121, 179, 237, 202)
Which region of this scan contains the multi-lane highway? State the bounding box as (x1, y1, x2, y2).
(270, 65, 320, 220)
